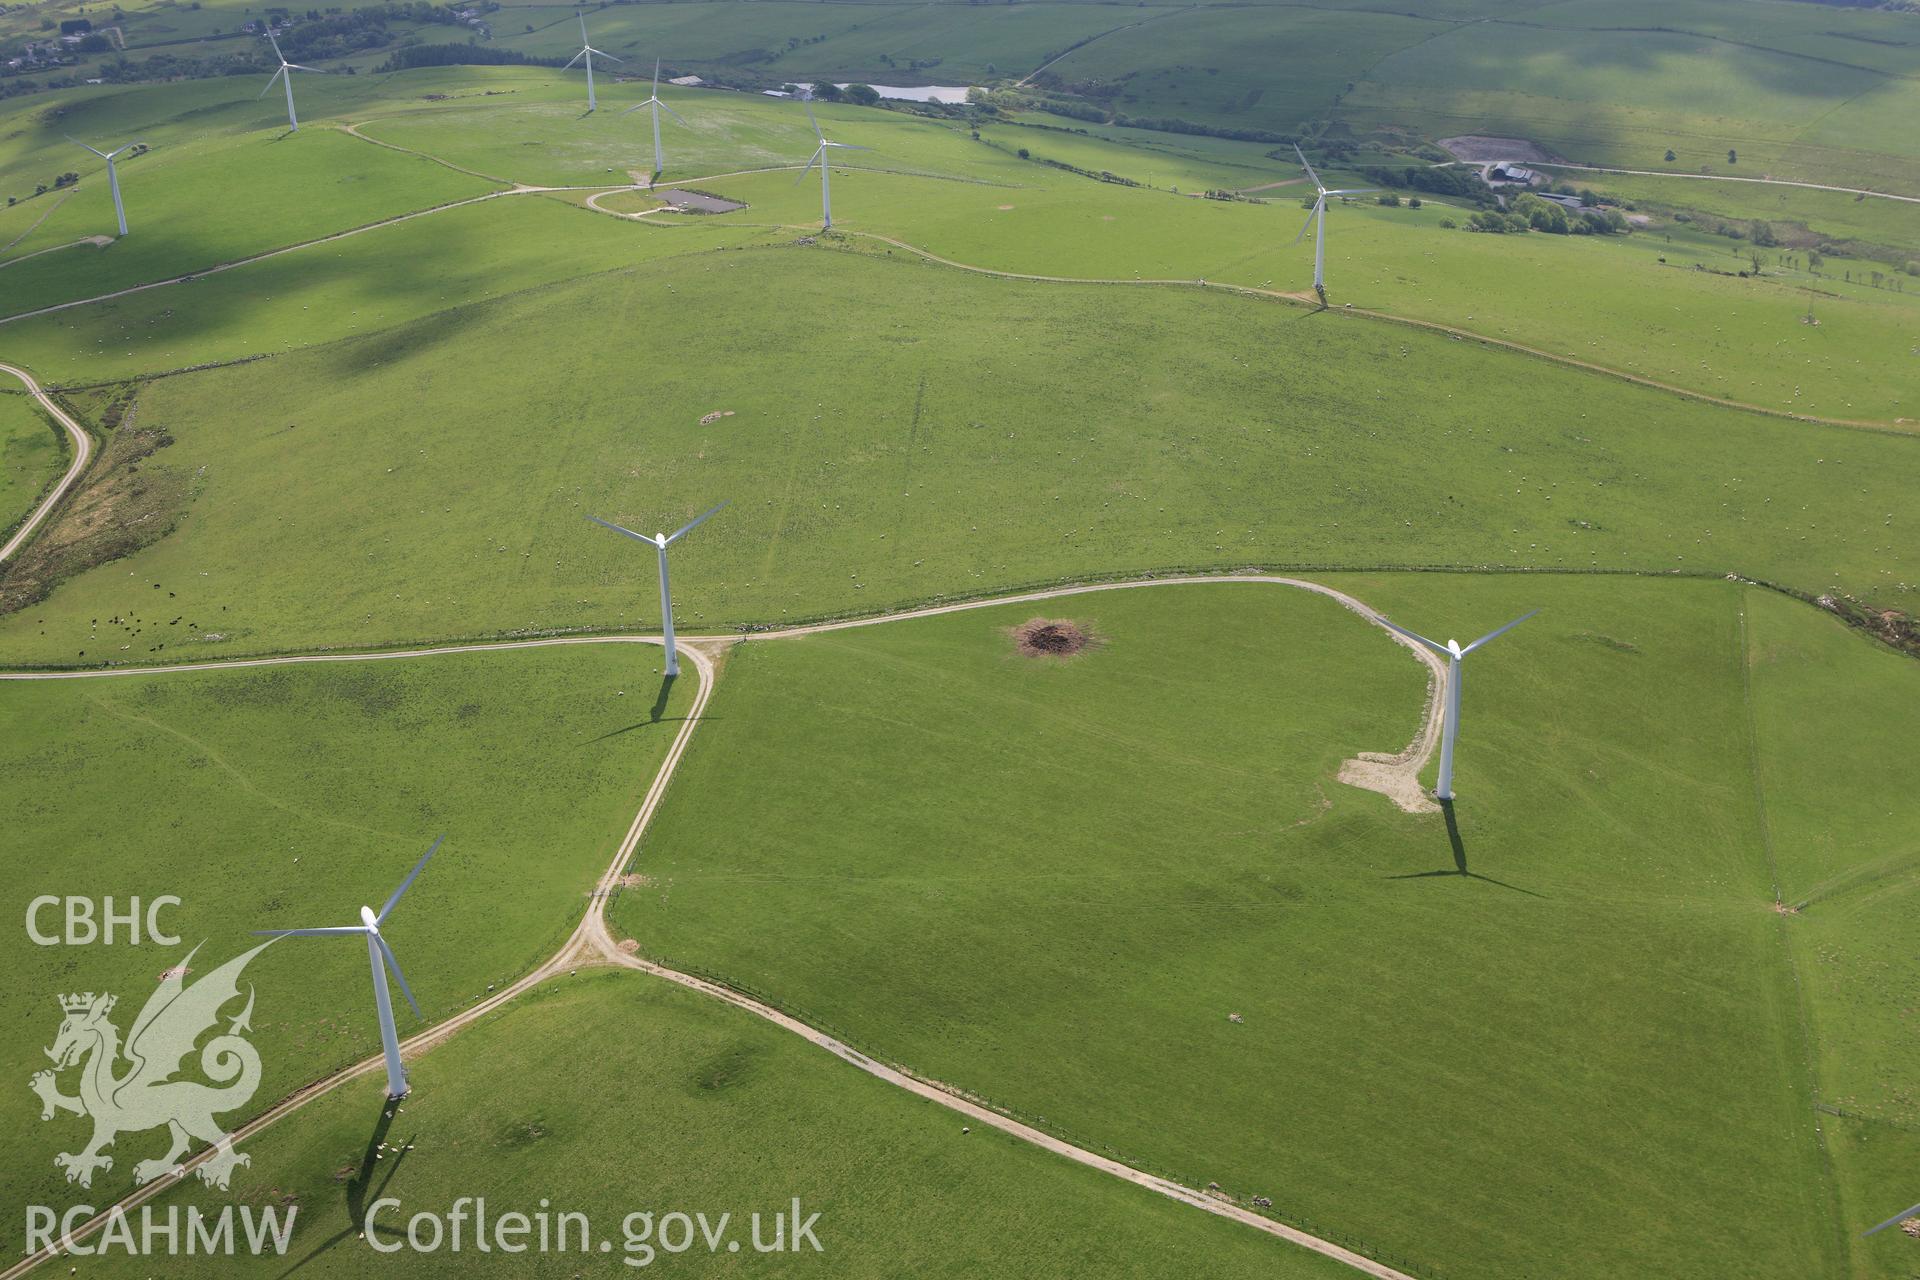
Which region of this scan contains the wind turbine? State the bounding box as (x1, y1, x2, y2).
(587, 502, 727, 678)
(260, 30, 319, 132)
(254, 836, 443, 1098)
(564, 13, 620, 113)
(622, 60, 687, 184)
(69, 138, 141, 237)
(1375, 610, 1538, 802)
(1292, 143, 1376, 299)
(796, 93, 868, 230)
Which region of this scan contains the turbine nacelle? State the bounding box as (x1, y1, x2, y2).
(253, 835, 443, 1097)
(587, 503, 727, 678)
(1373, 610, 1538, 800)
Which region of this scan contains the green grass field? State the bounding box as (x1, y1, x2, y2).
(0, 195, 778, 380)
(0, 644, 690, 1254)
(72, 971, 1356, 1278)
(604, 576, 1859, 1278)
(3, 243, 1917, 668)
(0, 389, 64, 537)
(0, 127, 501, 319)
(1742, 586, 1920, 1277)
(2, 19, 1918, 1279)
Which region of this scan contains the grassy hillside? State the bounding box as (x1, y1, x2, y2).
(0, 126, 500, 319)
(606, 576, 1844, 1279)
(73, 971, 1357, 1278)
(3, 244, 1916, 666)
(0, 389, 63, 538)
(1742, 586, 1920, 1271)
(0, 643, 689, 1253)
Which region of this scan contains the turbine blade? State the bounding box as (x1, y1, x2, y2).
(1461, 609, 1539, 655)
(564, 48, 585, 69)
(1374, 615, 1449, 656)
(1326, 188, 1380, 197)
(378, 834, 444, 924)
(830, 142, 871, 152)
(1864, 1204, 1920, 1237)
(107, 141, 142, 158)
(259, 67, 283, 97)
(622, 101, 647, 116)
(578, 12, 588, 41)
(804, 96, 823, 142)
(586, 514, 662, 546)
(1293, 143, 1322, 194)
(665, 500, 728, 544)
(1291, 198, 1320, 246)
(252, 926, 365, 937)
(795, 145, 823, 184)
(285, 63, 321, 72)
(592, 48, 622, 63)
(267, 29, 284, 59)
(652, 58, 660, 95)
(68, 136, 109, 159)
(375, 934, 422, 1018)
(661, 101, 688, 126)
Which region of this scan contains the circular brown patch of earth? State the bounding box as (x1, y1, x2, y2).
(1010, 617, 1094, 658)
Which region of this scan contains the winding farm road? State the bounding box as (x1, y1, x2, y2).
(0, 362, 92, 564)
(1, 575, 1442, 1280)
(1527, 161, 1920, 207)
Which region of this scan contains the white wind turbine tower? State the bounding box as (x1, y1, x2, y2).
(69, 137, 141, 237)
(254, 836, 443, 1098)
(587, 502, 727, 678)
(622, 60, 687, 184)
(1376, 610, 1538, 802)
(797, 93, 868, 230)
(1292, 143, 1377, 299)
(260, 30, 318, 132)
(564, 12, 620, 112)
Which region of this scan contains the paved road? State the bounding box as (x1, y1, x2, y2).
(0, 363, 92, 564)
(3, 577, 1439, 1280)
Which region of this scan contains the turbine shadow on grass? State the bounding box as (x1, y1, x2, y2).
(276, 1098, 410, 1276)
(1384, 800, 1545, 897)
(649, 671, 676, 722)
(582, 715, 702, 744)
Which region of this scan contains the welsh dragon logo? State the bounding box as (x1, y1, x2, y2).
(30, 941, 272, 1191)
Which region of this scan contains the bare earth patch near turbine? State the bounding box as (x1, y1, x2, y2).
(1010, 616, 1095, 658)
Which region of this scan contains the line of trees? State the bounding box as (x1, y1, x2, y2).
(377, 43, 555, 71)
(1472, 193, 1629, 235)
(1358, 164, 1495, 206)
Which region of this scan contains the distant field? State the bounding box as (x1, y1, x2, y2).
(0, 390, 63, 538)
(3, 245, 1917, 666)
(352, 86, 825, 188)
(488, 0, 1170, 84)
(606, 576, 1843, 1279)
(1038, 5, 1440, 133)
(0, 645, 690, 1254)
(1290, 195, 1920, 424)
(73, 972, 1354, 1279)
(0, 127, 500, 319)
(0, 196, 777, 380)
(1534, 168, 1920, 255)
(1331, 0, 1920, 193)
